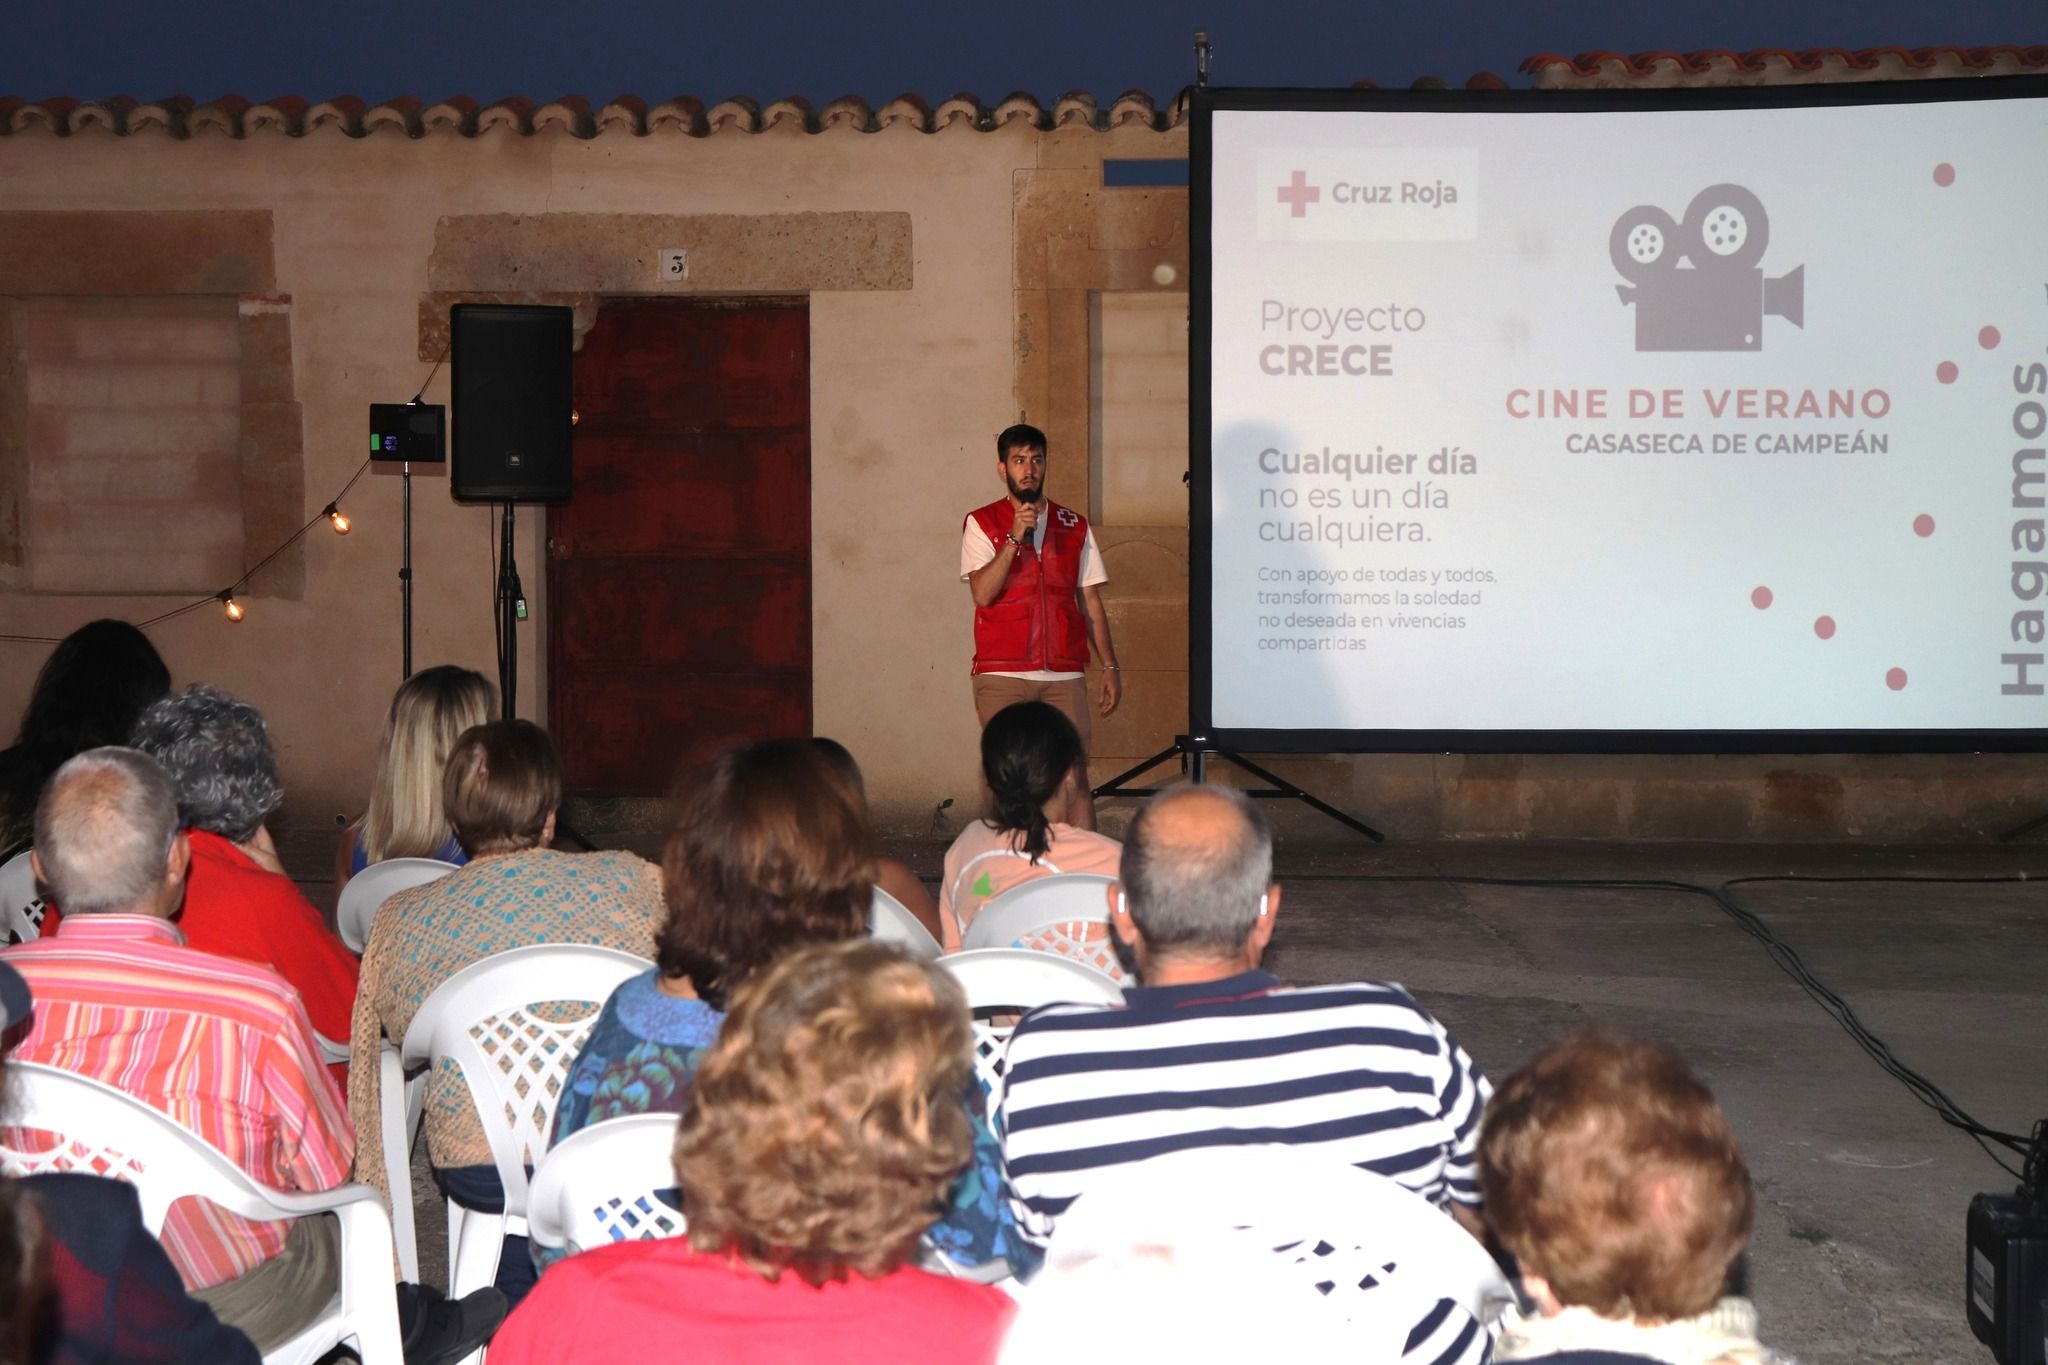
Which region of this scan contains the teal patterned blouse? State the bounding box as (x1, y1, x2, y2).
(540, 968, 1029, 1277)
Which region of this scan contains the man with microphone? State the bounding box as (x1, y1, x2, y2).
(960, 423, 1122, 745)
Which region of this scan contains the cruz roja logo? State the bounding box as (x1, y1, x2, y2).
(1275, 168, 1460, 219)
(1610, 184, 1804, 352)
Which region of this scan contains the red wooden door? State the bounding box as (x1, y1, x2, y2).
(548, 299, 811, 795)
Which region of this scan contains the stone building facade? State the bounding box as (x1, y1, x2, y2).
(2, 46, 2043, 841)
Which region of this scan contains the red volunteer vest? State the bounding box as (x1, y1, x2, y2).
(967, 498, 1091, 674)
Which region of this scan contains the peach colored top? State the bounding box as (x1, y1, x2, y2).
(937, 821, 1121, 951)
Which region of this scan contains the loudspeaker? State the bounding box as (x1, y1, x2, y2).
(450, 304, 573, 502)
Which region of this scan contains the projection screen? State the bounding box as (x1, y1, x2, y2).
(1192, 80, 2048, 753)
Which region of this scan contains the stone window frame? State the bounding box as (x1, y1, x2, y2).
(0, 211, 304, 597)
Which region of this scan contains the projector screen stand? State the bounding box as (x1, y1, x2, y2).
(1093, 736, 1385, 842)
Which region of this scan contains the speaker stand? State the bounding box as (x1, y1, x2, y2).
(399, 461, 414, 679)
(495, 501, 522, 720)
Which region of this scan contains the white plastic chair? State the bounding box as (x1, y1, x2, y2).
(336, 857, 460, 953)
(377, 943, 649, 1294)
(936, 948, 1122, 1119)
(0, 1062, 404, 1365)
(869, 887, 941, 959)
(963, 873, 1129, 983)
(929, 950, 1121, 1286)
(526, 1113, 685, 1256)
(0, 849, 50, 945)
(1017, 1146, 1512, 1359)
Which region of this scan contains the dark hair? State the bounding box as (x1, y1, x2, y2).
(1, 620, 169, 846)
(979, 701, 1084, 863)
(658, 740, 872, 1010)
(0, 997, 52, 1361)
(129, 685, 282, 844)
(0, 1185, 47, 1364)
(807, 737, 866, 809)
(995, 423, 1048, 460)
(442, 720, 563, 856)
(1480, 1031, 1754, 1322)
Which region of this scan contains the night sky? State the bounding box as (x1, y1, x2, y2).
(2, 0, 2041, 107)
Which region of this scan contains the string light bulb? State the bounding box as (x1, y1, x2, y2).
(217, 590, 244, 623)
(324, 502, 350, 535)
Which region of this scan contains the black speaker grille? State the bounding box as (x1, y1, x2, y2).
(451, 304, 574, 502)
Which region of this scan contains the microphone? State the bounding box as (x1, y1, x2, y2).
(1016, 486, 1044, 552)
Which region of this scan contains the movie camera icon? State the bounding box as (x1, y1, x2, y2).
(1610, 184, 1804, 352)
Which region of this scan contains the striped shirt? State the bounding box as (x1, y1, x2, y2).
(1, 915, 355, 1290)
(997, 969, 1492, 1365)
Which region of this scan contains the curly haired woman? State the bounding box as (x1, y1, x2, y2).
(488, 940, 1014, 1365)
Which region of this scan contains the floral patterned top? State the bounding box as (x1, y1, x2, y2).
(541, 967, 1030, 1278)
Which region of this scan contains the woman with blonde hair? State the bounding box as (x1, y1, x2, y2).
(334, 665, 495, 893)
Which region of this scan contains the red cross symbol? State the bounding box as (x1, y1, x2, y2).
(1276, 169, 1320, 218)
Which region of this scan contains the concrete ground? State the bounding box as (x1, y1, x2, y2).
(306, 834, 2047, 1365)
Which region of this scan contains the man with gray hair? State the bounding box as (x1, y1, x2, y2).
(7, 747, 506, 1364)
(996, 783, 1494, 1365)
(7, 746, 358, 1346)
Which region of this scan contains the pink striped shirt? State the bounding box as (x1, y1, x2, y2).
(1, 915, 355, 1290)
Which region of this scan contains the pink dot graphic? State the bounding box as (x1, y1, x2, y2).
(1814, 616, 1836, 640)
(1751, 586, 1773, 610)
(1914, 513, 1936, 537)
(1980, 326, 2001, 350)
(1936, 361, 1958, 384)
(1933, 163, 1955, 187)
(1886, 668, 1908, 691)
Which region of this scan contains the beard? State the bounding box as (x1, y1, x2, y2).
(1007, 475, 1043, 504)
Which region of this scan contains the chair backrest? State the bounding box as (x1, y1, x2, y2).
(0, 850, 50, 945)
(937, 949, 1122, 1106)
(336, 856, 460, 953)
(0, 1063, 292, 1231)
(402, 943, 651, 1218)
(526, 1113, 686, 1254)
(1039, 1145, 1511, 1332)
(963, 873, 1128, 983)
(869, 888, 941, 959)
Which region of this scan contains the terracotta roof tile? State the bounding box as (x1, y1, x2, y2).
(1524, 45, 2048, 87)
(0, 90, 1194, 138)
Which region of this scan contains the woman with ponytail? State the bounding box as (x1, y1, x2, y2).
(939, 701, 1122, 950)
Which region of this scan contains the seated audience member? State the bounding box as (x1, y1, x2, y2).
(544, 740, 1021, 1277)
(1480, 1032, 1787, 1365)
(939, 701, 1120, 950)
(348, 719, 663, 1308)
(551, 741, 869, 1144)
(811, 737, 943, 940)
(997, 782, 1492, 1365)
(0, 619, 169, 860)
(537, 740, 867, 1273)
(4, 748, 502, 1362)
(126, 685, 359, 1047)
(0, 956, 260, 1364)
(489, 940, 1015, 1365)
(334, 665, 496, 895)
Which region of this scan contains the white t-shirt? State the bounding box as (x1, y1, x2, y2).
(959, 512, 1108, 682)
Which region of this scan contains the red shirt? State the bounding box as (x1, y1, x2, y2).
(487, 1240, 1014, 1365)
(174, 831, 359, 1049)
